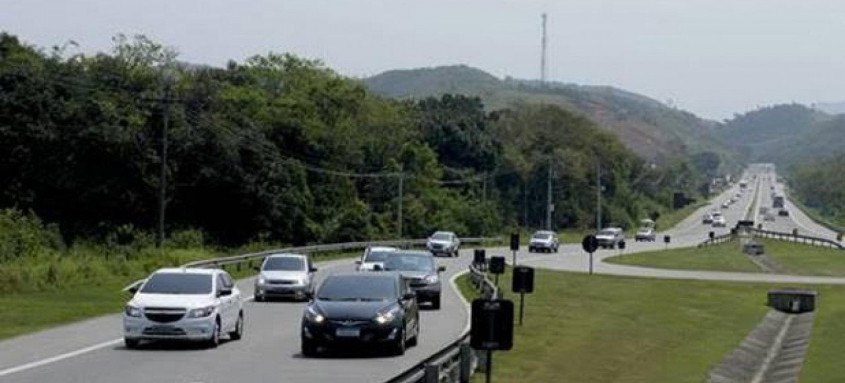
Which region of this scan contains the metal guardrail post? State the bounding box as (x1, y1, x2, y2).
(460, 342, 472, 383)
(424, 364, 439, 383)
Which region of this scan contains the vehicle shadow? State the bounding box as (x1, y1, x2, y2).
(118, 339, 235, 351)
(292, 346, 404, 359)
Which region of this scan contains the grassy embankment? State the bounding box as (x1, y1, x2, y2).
(458, 267, 845, 382)
(607, 238, 845, 276)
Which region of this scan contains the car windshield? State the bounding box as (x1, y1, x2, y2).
(317, 275, 397, 301)
(140, 273, 212, 295)
(533, 233, 551, 240)
(384, 254, 435, 272)
(263, 257, 304, 271)
(598, 229, 616, 236)
(364, 250, 393, 262)
(431, 233, 451, 241)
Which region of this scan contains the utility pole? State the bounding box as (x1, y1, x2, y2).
(482, 172, 487, 201)
(397, 167, 404, 238)
(540, 13, 548, 84)
(546, 159, 553, 231)
(596, 161, 602, 232)
(156, 81, 172, 248)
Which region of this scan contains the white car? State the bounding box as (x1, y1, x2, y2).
(356, 246, 399, 271)
(595, 227, 625, 249)
(711, 215, 727, 227)
(123, 268, 244, 349)
(426, 231, 461, 257)
(528, 230, 559, 253)
(254, 253, 317, 301)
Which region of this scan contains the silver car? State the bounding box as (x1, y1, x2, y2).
(528, 231, 559, 253)
(426, 231, 460, 257)
(254, 253, 317, 301)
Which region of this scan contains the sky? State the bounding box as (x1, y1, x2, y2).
(3, 0, 845, 120)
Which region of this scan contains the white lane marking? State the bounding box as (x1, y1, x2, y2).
(0, 338, 122, 377)
(0, 295, 257, 378)
(449, 270, 472, 335)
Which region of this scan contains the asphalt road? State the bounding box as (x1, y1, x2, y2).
(0, 254, 475, 383)
(2, 165, 842, 382)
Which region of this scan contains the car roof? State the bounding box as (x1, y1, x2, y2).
(533, 230, 555, 235)
(601, 227, 622, 231)
(327, 271, 402, 280)
(265, 253, 308, 259)
(390, 250, 434, 257)
(153, 267, 218, 275)
(367, 246, 398, 252)
(432, 231, 455, 235)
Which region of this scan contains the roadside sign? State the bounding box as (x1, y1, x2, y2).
(581, 235, 599, 253)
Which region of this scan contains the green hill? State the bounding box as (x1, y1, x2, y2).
(718, 104, 845, 168)
(364, 65, 740, 175)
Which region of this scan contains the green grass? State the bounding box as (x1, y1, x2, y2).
(655, 202, 707, 231)
(459, 268, 845, 382)
(606, 241, 761, 272)
(607, 239, 845, 276)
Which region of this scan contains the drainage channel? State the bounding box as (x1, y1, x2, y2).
(708, 290, 816, 383)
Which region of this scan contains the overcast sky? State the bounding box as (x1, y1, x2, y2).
(3, 0, 845, 119)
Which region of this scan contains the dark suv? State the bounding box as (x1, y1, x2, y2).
(301, 272, 420, 356)
(383, 251, 446, 309)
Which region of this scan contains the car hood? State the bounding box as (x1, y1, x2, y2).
(130, 293, 215, 309)
(427, 240, 452, 246)
(389, 270, 431, 280)
(530, 238, 551, 244)
(313, 300, 394, 321)
(636, 230, 652, 235)
(595, 234, 616, 240)
(261, 270, 306, 280)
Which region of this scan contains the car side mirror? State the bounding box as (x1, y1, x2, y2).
(310, 267, 318, 273)
(123, 279, 145, 294)
(437, 265, 446, 273)
(127, 285, 140, 294)
(373, 264, 383, 271)
(354, 260, 362, 265)
(402, 292, 416, 301)
(217, 288, 232, 297)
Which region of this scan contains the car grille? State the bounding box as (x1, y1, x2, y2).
(329, 319, 371, 326)
(268, 279, 296, 285)
(409, 278, 427, 287)
(430, 244, 443, 250)
(144, 307, 186, 323)
(143, 327, 187, 336)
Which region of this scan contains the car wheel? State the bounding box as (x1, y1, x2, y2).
(432, 294, 441, 310)
(206, 317, 221, 348)
(124, 338, 139, 349)
(301, 338, 318, 357)
(254, 294, 263, 302)
(407, 316, 420, 347)
(229, 311, 243, 340)
(392, 328, 406, 356)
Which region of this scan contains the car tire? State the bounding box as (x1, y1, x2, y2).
(392, 328, 406, 356)
(432, 295, 441, 310)
(254, 294, 263, 302)
(407, 316, 420, 347)
(301, 339, 318, 357)
(124, 338, 140, 349)
(205, 317, 221, 349)
(229, 311, 244, 340)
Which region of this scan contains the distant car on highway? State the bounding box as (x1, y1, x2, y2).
(254, 253, 317, 302)
(357, 246, 398, 271)
(383, 250, 446, 309)
(711, 214, 727, 227)
(595, 227, 625, 249)
(778, 209, 789, 217)
(528, 230, 559, 253)
(702, 213, 713, 224)
(426, 231, 460, 257)
(635, 227, 656, 242)
(721, 201, 730, 209)
(123, 268, 244, 349)
(301, 272, 419, 356)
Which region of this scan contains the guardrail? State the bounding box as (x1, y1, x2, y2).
(180, 237, 501, 269)
(386, 263, 498, 383)
(697, 228, 843, 250)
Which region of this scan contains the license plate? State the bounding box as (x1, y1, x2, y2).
(335, 327, 360, 337)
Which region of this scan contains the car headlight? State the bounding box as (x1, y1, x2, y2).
(375, 307, 400, 325)
(424, 274, 439, 284)
(305, 305, 325, 324)
(188, 306, 215, 318)
(125, 305, 142, 317)
(257, 276, 266, 285)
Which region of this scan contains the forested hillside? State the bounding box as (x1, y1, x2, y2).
(791, 154, 845, 228)
(0, 33, 695, 247)
(364, 65, 740, 180)
(717, 104, 845, 167)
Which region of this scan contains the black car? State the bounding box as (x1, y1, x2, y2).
(301, 272, 420, 356)
(383, 251, 446, 309)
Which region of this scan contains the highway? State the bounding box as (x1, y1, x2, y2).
(1, 165, 842, 382)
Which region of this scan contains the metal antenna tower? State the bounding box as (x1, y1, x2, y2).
(541, 13, 548, 84)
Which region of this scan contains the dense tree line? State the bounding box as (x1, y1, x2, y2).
(791, 154, 845, 227)
(1, 33, 692, 246)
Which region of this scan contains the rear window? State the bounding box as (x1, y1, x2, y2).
(140, 273, 212, 295)
(533, 233, 551, 240)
